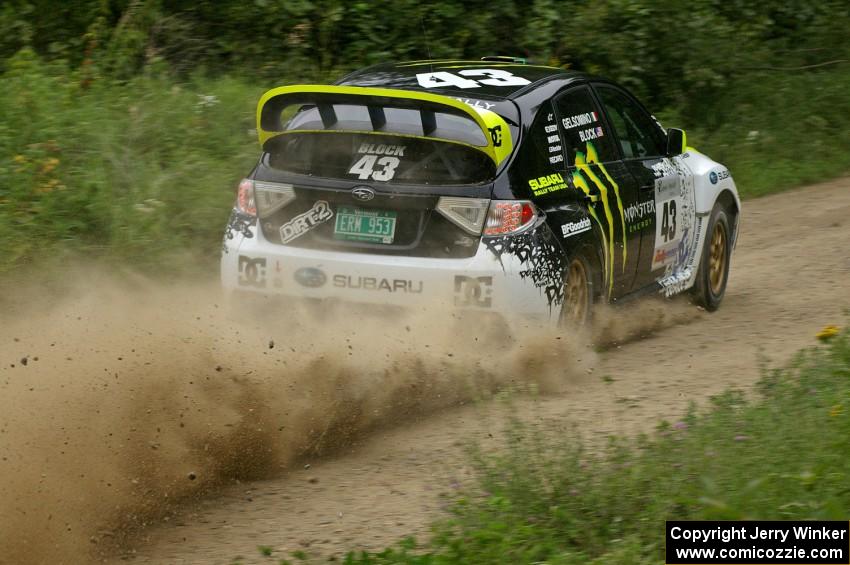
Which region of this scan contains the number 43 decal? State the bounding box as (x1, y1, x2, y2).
(660, 200, 678, 242)
(416, 69, 531, 89)
(349, 155, 400, 181)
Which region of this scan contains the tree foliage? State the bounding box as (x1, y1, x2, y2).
(2, 0, 848, 113)
(0, 1, 848, 274)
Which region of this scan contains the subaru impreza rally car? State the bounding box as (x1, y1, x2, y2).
(222, 57, 740, 325)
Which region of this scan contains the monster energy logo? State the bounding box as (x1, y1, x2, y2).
(571, 141, 626, 298)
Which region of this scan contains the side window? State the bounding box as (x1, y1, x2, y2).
(553, 86, 618, 165)
(515, 100, 565, 174)
(594, 86, 666, 159)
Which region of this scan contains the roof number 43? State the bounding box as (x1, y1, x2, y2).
(416, 69, 531, 89)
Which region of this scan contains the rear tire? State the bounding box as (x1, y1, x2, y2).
(692, 204, 731, 311)
(560, 253, 594, 328)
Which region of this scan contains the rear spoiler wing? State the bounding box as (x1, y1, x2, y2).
(256, 85, 513, 165)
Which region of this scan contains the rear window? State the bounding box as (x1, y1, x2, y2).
(265, 132, 496, 185)
(285, 104, 488, 146)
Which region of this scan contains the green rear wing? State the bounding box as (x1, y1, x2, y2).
(256, 85, 514, 166)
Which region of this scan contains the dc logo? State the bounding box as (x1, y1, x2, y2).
(238, 256, 267, 288)
(454, 275, 493, 307)
(489, 126, 502, 147)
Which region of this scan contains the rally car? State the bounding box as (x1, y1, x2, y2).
(221, 57, 740, 326)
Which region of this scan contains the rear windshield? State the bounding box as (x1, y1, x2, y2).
(265, 132, 496, 185)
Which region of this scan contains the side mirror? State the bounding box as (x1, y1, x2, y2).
(666, 128, 687, 156)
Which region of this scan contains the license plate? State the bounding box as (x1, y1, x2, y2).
(333, 206, 397, 244)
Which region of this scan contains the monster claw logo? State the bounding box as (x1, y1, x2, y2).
(571, 141, 626, 298)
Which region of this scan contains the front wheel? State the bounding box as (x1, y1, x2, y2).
(692, 204, 732, 311)
(560, 253, 594, 327)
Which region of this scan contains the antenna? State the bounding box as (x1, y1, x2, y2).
(420, 14, 433, 71)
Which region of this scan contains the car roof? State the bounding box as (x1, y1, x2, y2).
(337, 60, 589, 102)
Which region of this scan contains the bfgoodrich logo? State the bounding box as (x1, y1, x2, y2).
(561, 217, 591, 237)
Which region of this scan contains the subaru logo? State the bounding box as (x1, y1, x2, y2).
(709, 171, 718, 185)
(293, 267, 327, 288)
(352, 186, 375, 202)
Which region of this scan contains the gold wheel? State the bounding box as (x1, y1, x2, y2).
(562, 257, 590, 326)
(708, 220, 728, 296)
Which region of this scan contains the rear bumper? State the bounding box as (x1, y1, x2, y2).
(221, 220, 564, 322)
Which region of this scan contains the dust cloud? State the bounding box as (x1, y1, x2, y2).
(0, 270, 592, 564)
(593, 296, 703, 347)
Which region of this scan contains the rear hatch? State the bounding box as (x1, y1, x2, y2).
(250, 86, 519, 258)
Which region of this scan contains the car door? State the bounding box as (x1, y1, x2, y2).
(591, 83, 695, 290)
(552, 85, 644, 298)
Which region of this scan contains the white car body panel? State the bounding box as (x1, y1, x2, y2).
(221, 222, 559, 321)
(654, 150, 740, 297)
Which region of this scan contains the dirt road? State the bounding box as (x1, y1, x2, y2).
(1, 178, 848, 565)
(118, 177, 850, 563)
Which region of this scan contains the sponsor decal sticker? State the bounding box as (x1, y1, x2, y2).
(451, 97, 496, 111)
(650, 154, 698, 272)
(224, 210, 255, 243)
(333, 275, 423, 293)
(624, 199, 655, 222)
(357, 143, 406, 157)
(238, 256, 266, 288)
(518, 267, 552, 288)
(454, 275, 493, 307)
(484, 227, 567, 309)
(561, 217, 591, 238)
(489, 125, 503, 147)
(528, 173, 567, 197)
(415, 69, 531, 90)
(349, 143, 404, 181)
(561, 111, 598, 130)
(709, 168, 731, 185)
(280, 200, 334, 244)
(578, 126, 604, 143)
(571, 142, 627, 298)
(625, 199, 656, 232)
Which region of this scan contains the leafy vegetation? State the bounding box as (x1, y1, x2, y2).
(1, 1, 849, 273)
(339, 327, 850, 564)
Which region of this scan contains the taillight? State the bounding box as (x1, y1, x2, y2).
(435, 197, 490, 234)
(254, 181, 296, 217)
(236, 179, 257, 216)
(483, 200, 537, 236)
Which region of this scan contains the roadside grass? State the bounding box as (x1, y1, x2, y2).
(675, 66, 850, 199)
(0, 48, 260, 275)
(2, 49, 850, 275)
(337, 327, 850, 564)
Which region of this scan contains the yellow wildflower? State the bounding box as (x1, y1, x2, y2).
(41, 157, 60, 174)
(816, 325, 840, 341)
(12, 154, 26, 164)
(829, 404, 843, 418)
